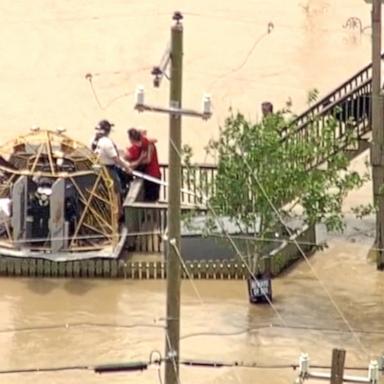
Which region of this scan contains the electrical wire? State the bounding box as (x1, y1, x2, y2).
(0, 357, 378, 376)
(164, 135, 380, 371)
(167, 138, 294, 336)
(165, 330, 182, 384)
(149, 350, 164, 384)
(208, 24, 274, 91)
(0, 229, 165, 244)
(0, 170, 376, 249)
(6, 214, 374, 250)
(162, 141, 294, 384)
(0, 321, 165, 335)
(180, 323, 384, 341)
(86, 73, 134, 110)
(168, 136, 373, 362)
(240, 156, 371, 358)
(1, 319, 383, 339)
(0, 11, 172, 25)
(0, 9, 362, 36)
(0, 365, 90, 375)
(0, 4, 365, 35)
(179, 358, 381, 372)
(168, 239, 205, 305)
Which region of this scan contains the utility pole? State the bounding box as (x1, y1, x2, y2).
(134, 12, 212, 384)
(370, 0, 384, 269)
(165, 12, 183, 384)
(330, 349, 346, 384)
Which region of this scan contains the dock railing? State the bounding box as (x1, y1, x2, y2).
(123, 166, 212, 253)
(159, 163, 217, 205)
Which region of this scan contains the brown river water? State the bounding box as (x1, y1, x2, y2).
(0, 0, 383, 383)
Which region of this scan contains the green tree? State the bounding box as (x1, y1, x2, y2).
(195, 105, 369, 272)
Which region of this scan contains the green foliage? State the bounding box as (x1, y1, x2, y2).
(307, 88, 320, 106)
(205, 109, 368, 234)
(351, 203, 376, 219)
(182, 95, 370, 272)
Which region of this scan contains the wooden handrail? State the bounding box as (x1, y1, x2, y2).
(290, 53, 383, 125)
(159, 163, 217, 170)
(282, 78, 372, 140)
(124, 201, 206, 210)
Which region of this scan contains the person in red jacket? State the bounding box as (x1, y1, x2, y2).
(125, 128, 161, 201)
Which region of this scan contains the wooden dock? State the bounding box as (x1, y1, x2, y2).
(0, 223, 316, 279)
(0, 163, 318, 279)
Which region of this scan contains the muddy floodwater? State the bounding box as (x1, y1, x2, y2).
(0, 0, 382, 383)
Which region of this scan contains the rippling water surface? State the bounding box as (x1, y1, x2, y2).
(0, 0, 381, 383)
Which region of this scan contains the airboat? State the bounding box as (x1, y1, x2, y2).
(0, 128, 125, 261)
(0, 128, 316, 279)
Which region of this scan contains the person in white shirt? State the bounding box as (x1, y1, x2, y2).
(92, 120, 131, 218)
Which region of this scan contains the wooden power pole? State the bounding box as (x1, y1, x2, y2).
(370, 0, 384, 269)
(165, 12, 183, 384)
(330, 349, 346, 384)
(134, 12, 212, 384)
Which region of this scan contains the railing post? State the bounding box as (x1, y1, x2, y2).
(330, 349, 346, 384)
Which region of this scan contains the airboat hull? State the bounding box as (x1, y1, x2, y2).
(0, 227, 127, 261)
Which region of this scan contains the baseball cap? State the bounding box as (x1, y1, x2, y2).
(95, 119, 114, 133)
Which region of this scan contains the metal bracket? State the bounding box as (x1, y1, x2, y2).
(135, 102, 212, 120)
(297, 354, 379, 384)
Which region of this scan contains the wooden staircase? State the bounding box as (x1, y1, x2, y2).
(280, 56, 380, 168)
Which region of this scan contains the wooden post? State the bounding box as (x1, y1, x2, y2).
(370, 0, 384, 269)
(165, 12, 183, 384)
(330, 348, 346, 384)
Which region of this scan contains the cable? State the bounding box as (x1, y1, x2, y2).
(168, 239, 205, 305)
(162, 141, 296, 384)
(149, 350, 164, 384)
(241, 156, 371, 358)
(168, 138, 292, 333)
(0, 365, 90, 375)
(182, 11, 356, 35)
(0, 8, 362, 37)
(0, 321, 165, 335)
(0, 357, 377, 376)
(1, 318, 384, 341)
(180, 323, 384, 341)
(0, 211, 374, 250)
(165, 330, 182, 384)
(86, 73, 133, 110)
(179, 358, 380, 372)
(164, 136, 378, 367)
(0, 11, 172, 25)
(0, 229, 165, 244)
(180, 358, 296, 369)
(208, 24, 274, 91)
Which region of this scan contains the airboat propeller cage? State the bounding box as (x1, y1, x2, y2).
(0, 130, 119, 256)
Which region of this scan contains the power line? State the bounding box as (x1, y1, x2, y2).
(167, 238, 205, 306)
(0, 365, 90, 375)
(0, 356, 378, 376)
(165, 135, 380, 366)
(207, 24, 274, 91)
(180, 323, 384, 341)
(167, 138, 294, 337)
(1, 319, 383, 339)
(241, 156, 371, 359)
(0, 211, 373, 249)
(0, 321, 165, 335)
(0, 9, 362, 36)
(165, 330, 182, 384)
(0, 11, 172, 25)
